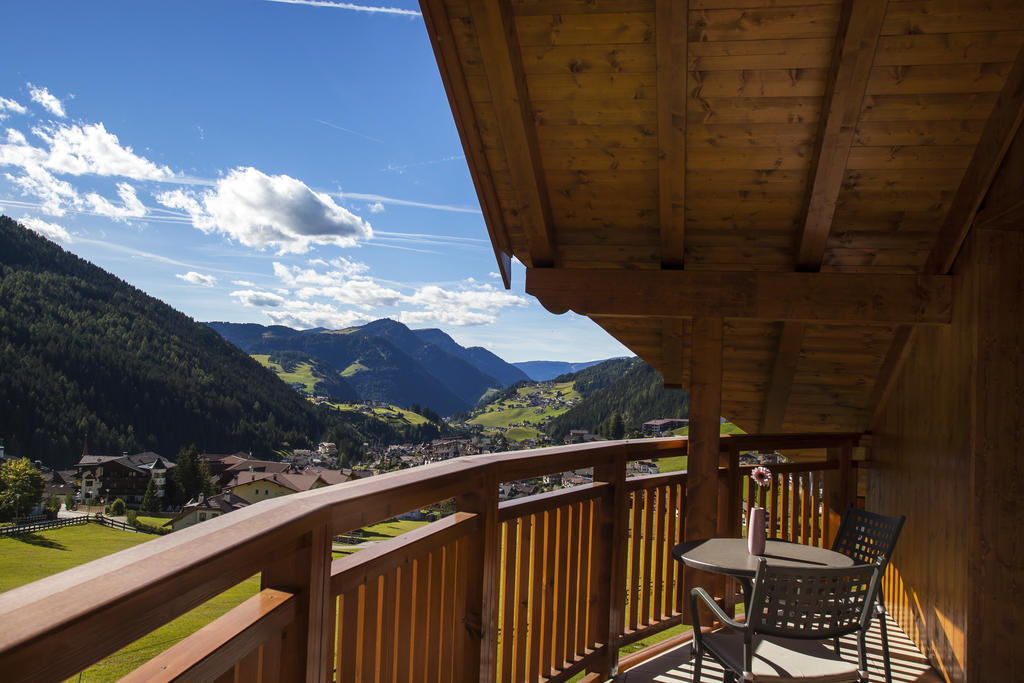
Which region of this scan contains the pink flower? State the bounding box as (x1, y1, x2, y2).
(751, 466, 772, 488)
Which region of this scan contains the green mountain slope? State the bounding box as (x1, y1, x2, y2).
(252, 350, 359, 401)
(0, 216, 326, 467)
(544, 358, 690, 441)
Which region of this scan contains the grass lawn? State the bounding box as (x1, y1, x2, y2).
(658, 422, 746, 473)
(0, 525, 157, 593)
(136, 515, 173, 529)
(505, 426, 540, 441)
(252, 354, 318, 393)
(0, 524, 261, 681)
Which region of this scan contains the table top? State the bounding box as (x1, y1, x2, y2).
(672, 538, 854, 579)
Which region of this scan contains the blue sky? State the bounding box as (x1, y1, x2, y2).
(0, 0, 631, 363)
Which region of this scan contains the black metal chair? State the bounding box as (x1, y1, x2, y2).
(690, 558, 883, 682)
(831, 506, 906, 683)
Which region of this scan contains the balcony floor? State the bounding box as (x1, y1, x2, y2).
(617, 615, 941, 682)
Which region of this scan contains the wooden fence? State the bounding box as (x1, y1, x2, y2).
(0, 434, 860, 682)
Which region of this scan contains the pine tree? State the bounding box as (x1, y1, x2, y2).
(141, 476, 160, 513)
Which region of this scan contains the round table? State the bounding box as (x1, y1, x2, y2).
(673, 538, 854, 609)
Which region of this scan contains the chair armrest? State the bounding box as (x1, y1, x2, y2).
(690, 586, 745, 631)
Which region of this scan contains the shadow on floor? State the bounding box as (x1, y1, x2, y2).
(616, 616, 942, 683)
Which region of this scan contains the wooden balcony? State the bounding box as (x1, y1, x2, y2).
(0, 432, 935, 682)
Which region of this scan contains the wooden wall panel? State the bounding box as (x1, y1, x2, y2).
(866, 227, 1024, 682)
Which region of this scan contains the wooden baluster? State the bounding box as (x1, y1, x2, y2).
(412, 557, 429, 681)
(514, 515, 532, 682)
(260, 519, 333, 682)
(528, 512, 544, 682)
(628, 491, 642, 632)
(441, 542, 458, 683)
(798, 475, 806, 544)
(769, 473, 781, 540)
(653, 485, 666, 624)
(781, 473, 792, 542)
(591, 453, 627, 677)
(577, 499, 592, 656)
(456, 474, 499, 683)
(641, 486, 655, 627)
(810, 472, 821, 547)
(565, 503, 580, 669)
(675, 481, 687, 615)
(542, 508, 558, 677)
(426, 550, 443, 682)
(359, 578, 379, 682)
(338, 590, 358, 682)
(665, 483, 678, 617)
(397, 565, 413, 683)
(500, 519, 517, 683)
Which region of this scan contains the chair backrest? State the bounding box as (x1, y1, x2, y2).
(832, 505, 906, 570)
(746, 558, 882, 640)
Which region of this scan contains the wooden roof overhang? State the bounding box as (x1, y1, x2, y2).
(421, 0, 1024, 435)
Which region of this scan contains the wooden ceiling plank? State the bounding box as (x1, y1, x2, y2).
(468, 0, 556, 268)
(763, 0, 886, 436)
(657, 0, 688, 268)
(761, 322, 808, 432)
(797, 0, 888, 271)
(867, 45, 1024, 429)
(421, 0, 513, 286)
(526, 268, 951, 324)
(925, 44, 1024, 276)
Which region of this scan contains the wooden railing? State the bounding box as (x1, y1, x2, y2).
(0, 434, 861, 682)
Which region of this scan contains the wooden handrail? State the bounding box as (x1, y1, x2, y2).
(120, 588, 297, 683)
(0, 433, 865, 681)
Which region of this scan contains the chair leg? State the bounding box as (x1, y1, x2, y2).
(877, 604, 892, 683)
(692, 650, 703, 682)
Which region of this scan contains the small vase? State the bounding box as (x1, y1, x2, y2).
(747, 506, 766, 555)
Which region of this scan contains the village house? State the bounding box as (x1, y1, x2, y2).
(76, 451, 174, 506)
(167, 491, 250, 532)
(641, 418, 689, 436)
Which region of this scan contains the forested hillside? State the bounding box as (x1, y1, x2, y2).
(0, 216, 328, 467)
(545, 358, 689, 441)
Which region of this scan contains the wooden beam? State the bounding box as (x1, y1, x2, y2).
(684, 318, 723, 622)
(469, 0, 556, 268)
(661, 318, 685, 388)
(760, 322, 807, 432)
(975, 121, 1024, 231)
(527, 268, 952, 324)
(796, 0, 888, 271)
(866, 324, 916, 432)
(657, 0, 687, 268)
(420, 0, 513, 287)
(925, 43, 1024, 275)
(762, 1, 886, 434)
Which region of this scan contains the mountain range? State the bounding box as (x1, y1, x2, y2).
(207, 319, 536, 416)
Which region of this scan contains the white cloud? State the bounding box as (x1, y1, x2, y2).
(32, 122, 172, 180)
(368, 201, 384, 213)
(28, 84, 66, 117)
(232, 279, 256, 287)
(5, 166, 80, 216)
(20, 216, 71, 242)
(230, 289, 287, 307)
(0, 97, 27, 120)
(157, 167, 372, 253)
(84, 182, 147, 221)
(176, 271, 217, 287)
(265, 0, 420, 17)
(488, 272, 500, 279)
(401, 283, 527, 326)
(265, 303, 371, 329)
